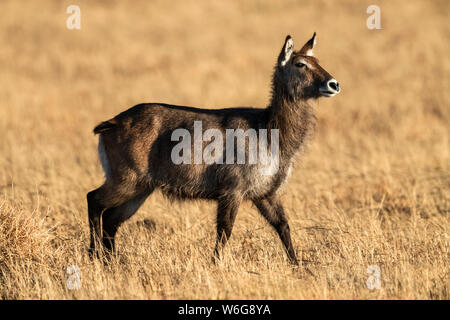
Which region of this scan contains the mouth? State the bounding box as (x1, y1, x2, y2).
(319, 89, 338, 97)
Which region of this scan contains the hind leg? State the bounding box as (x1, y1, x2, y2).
(87, 188, 105, 254)
(102, 188, 154, 253)
(87, 182, 146, 254)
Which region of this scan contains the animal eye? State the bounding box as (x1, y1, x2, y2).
(295, 62, 306, 68)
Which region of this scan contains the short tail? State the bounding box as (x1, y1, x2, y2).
(93, 119, 117, 134)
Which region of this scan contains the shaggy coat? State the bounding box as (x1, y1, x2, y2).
(87, 33, 340, 264)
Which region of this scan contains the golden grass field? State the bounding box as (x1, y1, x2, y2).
(0, 0, 448, 299)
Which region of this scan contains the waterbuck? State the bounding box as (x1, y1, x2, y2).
(87, 33, 340, 264)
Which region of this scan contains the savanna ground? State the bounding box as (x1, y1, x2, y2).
(0, 0, 448, 299)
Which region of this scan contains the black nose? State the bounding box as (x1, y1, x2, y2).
(329, 81, 339, 91)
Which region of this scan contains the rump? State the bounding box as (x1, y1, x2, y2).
(98, 136, 112, 179)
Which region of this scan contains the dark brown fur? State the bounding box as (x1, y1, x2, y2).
(87, 34, 340, 264)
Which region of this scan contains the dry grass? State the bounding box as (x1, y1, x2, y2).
(0, 0, 448, 299)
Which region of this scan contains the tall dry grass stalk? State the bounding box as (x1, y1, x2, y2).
(0, 0, 448, 299)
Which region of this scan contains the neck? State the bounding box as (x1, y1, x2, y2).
(266, 77, 317, 159)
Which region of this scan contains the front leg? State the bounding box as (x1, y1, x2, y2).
(213, 195, 241, 261)
(253, 196, 298, 265)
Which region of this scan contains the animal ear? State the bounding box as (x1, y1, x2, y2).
(278, 35, 294, 66)
(299, 32, 316, 57)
